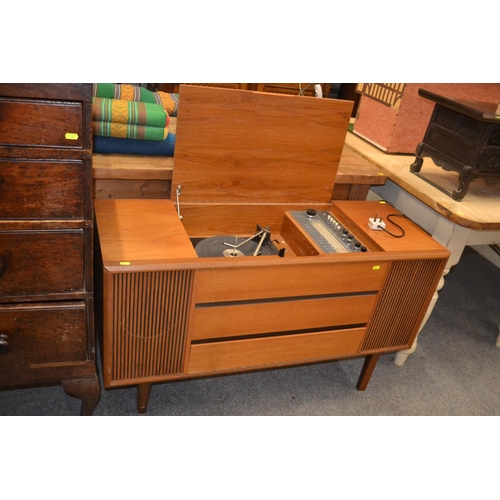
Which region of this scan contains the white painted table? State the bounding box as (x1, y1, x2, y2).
(345, 132, 500, 364)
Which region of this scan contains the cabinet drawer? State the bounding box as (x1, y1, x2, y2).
(0, 302, 88, 373)
(188, 327, 365, 374)
(0, 230, 85, 297)
(194, 261, 388, 304)
(0, 98, 84, 149)
(191, 294, 377, 341)
(0, 160, 84, 219)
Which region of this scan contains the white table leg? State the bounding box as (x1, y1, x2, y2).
(371, 182, 500, 362)
(370, 183, 471, 365)
(394, 271, 448, 366)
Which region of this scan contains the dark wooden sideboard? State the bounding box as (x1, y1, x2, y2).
(0, 84, 100, 415)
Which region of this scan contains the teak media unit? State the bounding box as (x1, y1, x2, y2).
(94, 86, 449, 413)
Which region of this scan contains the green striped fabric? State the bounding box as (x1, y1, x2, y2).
(92, 97, 167, 127)
(92, 83, 178, 115)
(92, 121, 168, 141)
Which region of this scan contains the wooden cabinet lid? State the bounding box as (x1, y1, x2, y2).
(171, 86, 353, 204)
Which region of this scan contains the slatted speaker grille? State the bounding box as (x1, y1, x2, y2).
(111, 270, 194, 382)
(361, 259, 444, 351)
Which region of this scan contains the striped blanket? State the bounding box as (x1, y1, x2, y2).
(92, 97, 168, 127)
(92, 83, 178, 116)
(92, 84, 178, 141)
(92, 121, 169, 141)
(93, 118, 177, 156)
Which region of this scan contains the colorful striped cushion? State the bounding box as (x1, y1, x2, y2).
(92, 83, 178, 116)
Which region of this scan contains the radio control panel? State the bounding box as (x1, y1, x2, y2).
(289, 210, 368, 254)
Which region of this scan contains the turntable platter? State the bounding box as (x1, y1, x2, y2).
(195, 235, 277, 258)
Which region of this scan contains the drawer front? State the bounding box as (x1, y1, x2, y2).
(0, 98, 84, 149)
(191, 294, 377, 341)
(194, 261, 388, 304)
(0, 230, 85, 296)
(188, 327, 365, 374)
(0, 160, 85, 219)
(0, 302, 88, 373)
(433, 106, 481, 143)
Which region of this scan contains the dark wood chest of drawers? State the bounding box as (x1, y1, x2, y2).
(0, 84, 100, 415)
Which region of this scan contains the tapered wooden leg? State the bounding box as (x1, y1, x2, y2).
(356, 354, 381, 391)
(62, 375, 101, 416)
(137, 383, 152, 414)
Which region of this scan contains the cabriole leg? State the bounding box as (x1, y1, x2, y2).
(62, 375, 101, 416)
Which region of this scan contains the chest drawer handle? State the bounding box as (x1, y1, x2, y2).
(0, 333, 11, 356)
(0, 251, 11, 279)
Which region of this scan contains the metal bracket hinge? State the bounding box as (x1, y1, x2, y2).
(176, 185, 183, 220)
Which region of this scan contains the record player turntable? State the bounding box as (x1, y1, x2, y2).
(94, 86, 450, 413)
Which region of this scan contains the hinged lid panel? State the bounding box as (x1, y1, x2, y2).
(172, 86, 353, 204)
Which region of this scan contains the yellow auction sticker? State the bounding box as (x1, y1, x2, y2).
(119, 261, 131, 266)
(65, 132, 79, 140)
(373, 265, 381, 270)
